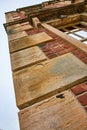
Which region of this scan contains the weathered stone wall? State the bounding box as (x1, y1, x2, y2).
(4, 1, 87, 130)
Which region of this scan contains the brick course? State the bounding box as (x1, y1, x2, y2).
(71, 81, 87, 112)
(26, 27, 87, 63)
(39, 36, 87, 63)
(26, 27, 87, 65)
(71, 82, 87, 95)
(78, 93, 87, 106)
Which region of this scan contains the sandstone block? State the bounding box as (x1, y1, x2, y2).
(9, 32, 53, 52)
(13, 53, 87, 109)
(8, 31, 28, 41)
(11, 46, 47, 71)
(19, 91, 87, 130)
(32, 17, 41, 28)
(14, 24, 33, 32)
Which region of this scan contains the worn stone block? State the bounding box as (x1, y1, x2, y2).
(11, 24, 21, 28)
(32, 17, 41, 28)
(8, 31, 28, 41)
(11, 46, 47, 71)
(14, 24, 33, 32)
(19, 91, 87, 130)
(9, 36, 31, 53)
(13, 53, 87, 109)
(81, 13, 87, 22)
(9, 32, 53, 52)
(21, 24, 33, 31)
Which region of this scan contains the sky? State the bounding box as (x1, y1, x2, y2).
(0, 0, 46, 130)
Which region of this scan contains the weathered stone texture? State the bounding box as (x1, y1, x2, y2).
(4, 2, 87, 130)
(19, 90, 87, 130)
(9, 32, 53, 52)
(81, 13, 87, 22)
(13, 24, 33, 32)
(46, 14, 80, 27)
(13, 53, 87, 109)
(11, 46, 47, 71)
(8, 31, 28, 41)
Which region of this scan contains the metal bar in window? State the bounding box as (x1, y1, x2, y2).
(81, 38, 87, 42)
(73, 32, 85, 39)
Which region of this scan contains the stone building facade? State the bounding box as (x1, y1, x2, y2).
(4, 0, 87, 129)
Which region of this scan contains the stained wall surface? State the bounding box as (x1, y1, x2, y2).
(4, 1, 87, 130)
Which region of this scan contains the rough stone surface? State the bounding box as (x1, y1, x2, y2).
(9, 36, 32, 53)
(9, 32, 53, 52)
(19, 91, 87, 130)
(46, 14, 80, 28)
(11, 24, 21, 28)
(14, 24, 33, 32)
(8, 31, 28, 41)
(32, 17, 41, 28)
(11, 46, 47, 71)
(13, 53, 87, 109)
(81, 13, 87, 22)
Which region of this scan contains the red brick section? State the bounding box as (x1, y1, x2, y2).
(39, 38, 87, 64)
(85, 106, 87, 111)
(26, 27, 87, 64)
(19, 26, 87, 112)
(71, 81, 87, 112)
(71, 82, 87, 95)
(26, 27, 58, 38)
(26, 28, 43, 35)
(72, 50, 87, 64)
(78, 93, 87, 106)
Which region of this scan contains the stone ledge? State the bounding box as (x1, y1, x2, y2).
(9, 32, 53, 53)
(19, 90, 87, 130)
(11, 46, 47, 71)
(13, 53, 87, 109)
(8, 31, 28, 41)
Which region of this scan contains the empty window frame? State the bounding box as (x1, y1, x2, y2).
(59, 24, 87, 45)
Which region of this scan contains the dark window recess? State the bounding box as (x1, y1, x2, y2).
(65, 26, 75, 31)
(59, 29, 66, 32)
(76, 24, 86, 28)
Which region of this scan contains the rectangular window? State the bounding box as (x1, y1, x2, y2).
(83, 41, 87, 45)
(65, 26, 76, 31)
(74, 31, 87, 38)
(58, 24, 87, 46)
(68, 34, 82, 40)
